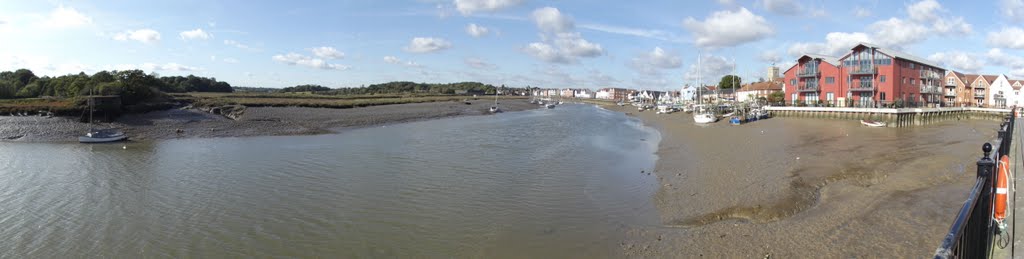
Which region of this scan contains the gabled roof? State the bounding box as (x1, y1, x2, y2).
(849, 42, 943, 69)
(965, 74, 981, 85)
(799, 54, 840, 66)
(983, 75, 998, 84)
(946, 71, 967, 85)
(738, 81, 783, 92)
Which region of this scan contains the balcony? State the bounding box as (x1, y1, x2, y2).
(920, 70, 941, 80)
(850, 82, 875, 91)
(973, 84, 986, 89)
(796, 68, 820, 78)
(945, 82, 957, 88)
(849, 66, 877, 75)
(974, 92, 986, 98)
(945, 91, 956, 97)
(798, 84, 819, 92)
(921, 86, 941, 94)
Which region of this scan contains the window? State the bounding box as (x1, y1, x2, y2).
(880, 92, 886, 101)
(910, 63, 916, 69)
(903, 77, 907, 84)
(861, 76, 871, 82)
(791, 93, 797, 103)
(880, 75, 886, 82)
(826, 77, 835, 84)
(791, 79, 796, 86)
(827, 92, 834, 101)
(911, 79, 916, 85)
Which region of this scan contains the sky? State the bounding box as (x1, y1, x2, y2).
(0, 0, 1022, 91)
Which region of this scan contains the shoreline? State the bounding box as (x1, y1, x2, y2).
(0, 99, 539, 143)
(597, 103, 999, 257)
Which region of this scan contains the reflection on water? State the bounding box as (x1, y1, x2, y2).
(0, 104, 660, 258)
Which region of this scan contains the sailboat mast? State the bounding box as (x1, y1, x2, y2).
(698, 53, 701, 105)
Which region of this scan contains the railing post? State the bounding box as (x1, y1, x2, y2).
(976, 143, 996, 258)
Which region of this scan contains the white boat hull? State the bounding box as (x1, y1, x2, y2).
(860, 120, 886, 127)
(79, 135, 128, 143)
(694, 114, 717, 124)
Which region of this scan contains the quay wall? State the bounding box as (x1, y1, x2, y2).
(765, 107, 1011, 127)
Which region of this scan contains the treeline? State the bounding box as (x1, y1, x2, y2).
(0, 69, 232, 104)
(281, 81, 528, 95)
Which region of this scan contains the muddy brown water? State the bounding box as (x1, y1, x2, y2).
(0, 104, 661, 258)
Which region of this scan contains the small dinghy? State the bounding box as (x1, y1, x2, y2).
(860, 119, 886, 127)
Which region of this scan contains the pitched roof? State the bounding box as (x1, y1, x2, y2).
(738, 81, 783, 92)
(950, 71, 965, 78)
(852, 42, 943, 69)
(800, 54, 840, 66)
(983, 75, 998, 84)
(964, 74, 981, 85)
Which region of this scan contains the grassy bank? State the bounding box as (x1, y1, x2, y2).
(177, 92, 527, 109)
(0, 98, 78, 115)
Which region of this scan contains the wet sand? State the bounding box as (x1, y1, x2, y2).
(603, 105, 1000, 258)
(0, 99, 537, 142)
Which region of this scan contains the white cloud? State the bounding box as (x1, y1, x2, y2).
(43, 5, 92, 28)
(684, 54, 734, 83)
(465, 57, 497, 70)
(758, 50, 782, 63)
(786, 32, 870, 57)
(907, 0, 941, 22)
(683, 7, 774, 49)
(145, 62, 200, 71)
(113, 29, 161, 44)
(523, 42, 569, 63)
(853, 7, 871, 17)
(532, 7, 574, 33)
(179, 28, 211, 40)
(272, 53, 349, 70)
(987, 48, 1024, 68)
(224, 39, 257, 51)
(310, 46, 345, 59)
(579, 23, 683, 43)
(630, 47, 682, 75)
(466, 23, 490, 37)
(454, 0, 523, 15)
(403, 37, 452, 53)
(382, 56, 421, 68)
(988, 27, 1024, 49)
(761, 0, 802, 15)
(523, 7, 603, 64)
(867, 18, 931, 47)
(867, 0, 969, 47)
(927, 51, 984, 72)
(1003, 0, 1024, 19)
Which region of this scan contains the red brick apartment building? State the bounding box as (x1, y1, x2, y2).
(784, 43, 946, 107)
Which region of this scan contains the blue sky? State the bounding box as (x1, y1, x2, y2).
(0, 0, 1022, 90)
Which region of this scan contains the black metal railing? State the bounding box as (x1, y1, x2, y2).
(935, 109, 1016, 258)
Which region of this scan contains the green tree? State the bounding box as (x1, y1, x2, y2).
(768, 91, 784, 104)
(718, 75, 741, 89)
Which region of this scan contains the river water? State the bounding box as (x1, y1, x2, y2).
(0, 104, 661, 258)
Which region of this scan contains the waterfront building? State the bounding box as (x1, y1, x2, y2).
(783, 54, 841, 106)
(966, 75, 991, 107)
(573, 89, 594, 99)
(595, 88, 630, 101)
(783, 42, 947, 107)
(680, 85, 696, 101)
(991, 75, 1014, 108)
(736, 80, 783, 103)
(943, 71, 969, 107)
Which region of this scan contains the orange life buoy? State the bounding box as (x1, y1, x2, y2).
(995, 155, 1010, 222)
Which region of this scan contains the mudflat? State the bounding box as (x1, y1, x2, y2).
(0, 99, 537, 142)
(603, 104, 999, 258)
